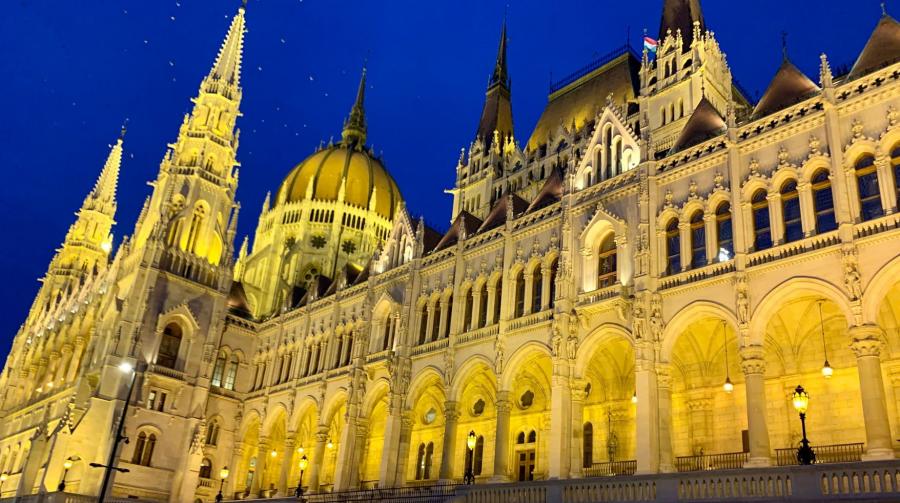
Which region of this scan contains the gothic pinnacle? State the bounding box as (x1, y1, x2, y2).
(207, 3, 246, 88)
(341, 65, 368, 147)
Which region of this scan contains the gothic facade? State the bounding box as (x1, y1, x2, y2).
(3, 1, 900, 501)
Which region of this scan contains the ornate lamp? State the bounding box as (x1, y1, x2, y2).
(722, 321, 734, 393)
(464, 431, 477, 484)
(295, 455, 309, 500)
(817, 301, 833, 378)
(792, 385, 815, 465)
(59, 458, 74, 492)
(215, 466, 229, 503)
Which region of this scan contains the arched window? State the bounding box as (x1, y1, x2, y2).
(157, 323, 183, 369)
(893, 145, 900, 206)
(583, 422, 594, 468)
(597, 235, 617, 288)
(211, 352, 226, 387)
(424, 442, 434, 479)
(463, 288, 474, 332)
(855, 154, 883, 220)
(516, 432, 526, 444)
(492, 278, 502, 324)
(689, 210, 706, 268)
(665, 218, 681, 275)
(477, 282, 488, 329)
(715, 202, 733, 261)
(781, 180, 802, 242)
(513, 270, 525, 318)
(132, 432, 156, 466)
(224, 355, 238, 390)
(418, 305, 428, 345)
(430, 301, 441, 342)
(474, 436, 484, 475)
(527, 430, 537, 443)
(442, 295, 453, 339)
(199, 458, 212, 479)
(186, 203, 207, 254)
(415, 443, 426, 480)
(661, 107, 668, 126)
(751, 189, 772, 251)
(811, 169, 836, 233)
(530, 267, 542, 314)
(547, 258, 558, 308)
(205, 421, 219, 446)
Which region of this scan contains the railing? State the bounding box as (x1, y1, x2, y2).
(675, 451, 749, 472)
(453, 324, 499, 346)
(305, 483, 459, 502)
(576, 285, 620, 307)
(776, 442, 864, 467)
(411, 337, 450, 357)
(505, 309, 553, 332)
(549, 45, 638, 94)
(198, 478, 214, 488)
(584, 460, 637, 477)
(146, 363, 186, 381)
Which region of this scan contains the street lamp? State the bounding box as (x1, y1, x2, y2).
(0, 472, 8, 495)
(97, 360, 139, 502)
(216, 466, 229, 503)
(792, 385, 816, 465)
(295, 455, 308, 500)
(58, 457, 74, 492)
(463, 431, 477, 485)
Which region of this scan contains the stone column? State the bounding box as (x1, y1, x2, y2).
(394, 413, 413, 487)
(740, 345, 772, 467)
(548, 374, 572, 479)
(797, 181, 815, 237)
(850, 326, 895, 460)
(277, 437, 295, 496)
(334, 388, 361, 490)
(438, 401, 460, 481)
(569, 381, 587, 478)
(635, 355, 660, 474)
(490, 391, 512, 481)
(768, 192, 784, 245)
(254, 436, 270, 496)
(486, 286, 498, 325)
(307, 426, 328, 492)
(379, 395, 404, 487)
(657, 364, 675, 473)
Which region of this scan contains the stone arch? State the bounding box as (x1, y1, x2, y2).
(662, 301, 739, 363)
(500, 341, 552, 392)
(574, 322, 634, 379)
(450, 355, 497, 402)
(844, 139, 878, 164)
(405, 366, 445, 411)
(862, 254, 900, 325)
(749, 277, 854, 345)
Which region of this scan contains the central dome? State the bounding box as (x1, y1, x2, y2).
(275, 144, 401, 219)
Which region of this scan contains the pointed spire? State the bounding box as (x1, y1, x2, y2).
(848, 10, 900, 79)
(207, 2, 246, 89)
(489, 20, 510, 89)
(659, 0, 705, 49)
(476, 20, 514, 147)
(89, 127, 124, 206)
(341, 66, 368, 147)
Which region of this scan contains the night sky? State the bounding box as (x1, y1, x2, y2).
(0, 0, 883, 363)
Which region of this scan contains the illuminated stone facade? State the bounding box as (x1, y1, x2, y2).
(2, 1, 900, 501)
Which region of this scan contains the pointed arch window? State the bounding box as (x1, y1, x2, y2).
(415, 444, 426, 480)
(781, 180, 802, 242)
(199, 458, 213, 479)
(157, 323, 183, 369)
(205, 421, 220, 446)
(855, 154, 883, 220)
(689, 210, 706, 268)
(751, 189, 772, 251)
(442, 295, 453, 339)
(430, 301, 441, 342)
(224, 354, 238, 390)
(513, 270, 525, 318)
(547, 258, 558, 308)
(132, 432, 156, 466)
(583, 422, 594, 468)
(477, 282, 488, 329)
(212, 352, 226, 387)
(424, 442, 434, 479)
(597, 235, 617, 288)
(418, 305, 428, 345)
(891, 145, 900, 206)
(811, 169, 836, 233)
(530, 267, 542, 314)
(492, 277, 503, 324)
(665, 218, 681, 275)
(715, 202, 733, 261)
(186, 203, 208, 254)
(463, 288, 474, 332)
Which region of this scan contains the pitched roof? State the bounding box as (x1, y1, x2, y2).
(669, 97, 726, 154)
(849, 14, 900, 79)
(477, 193, 530, 233)
(525, 165, 565, 213)
(412, 219, 443, 253)
(751, 59, 820, 119)
(226, 281, 252, 318)
(433, 212, 483, 251)
(659, 0, 705, 49)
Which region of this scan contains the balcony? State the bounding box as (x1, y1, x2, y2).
(675, 451, 748, 472)
(584, 460, 636, 477)
(775, 442, 864, 467)
(146, 364, 185, 381)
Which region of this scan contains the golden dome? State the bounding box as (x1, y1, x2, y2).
(275, 144, 401, 220)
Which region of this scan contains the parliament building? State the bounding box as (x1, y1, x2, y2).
(3, 0, 900, 501)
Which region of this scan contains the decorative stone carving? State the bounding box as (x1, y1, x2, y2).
(808, 136, 822, 157)
(888, 106, 899, 128)
(735, 274, 751, 326)
(842, 245, 862, 301)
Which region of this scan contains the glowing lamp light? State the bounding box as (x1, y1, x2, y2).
(717, 247, 731, 262)
(631, 391, 638, 404)
(723, 377, 734, 394)
(101, 241, 112, 253)
(297, 446, 304, 454)
(270, 449, 278, 458)
(0, 472, 7, 483)
(298, 455, 309, 472)
(219, 466, 230, 480)
(326, 438, 334, 450)
(792, 385, 810, 414)
(821, 360, 833, 379)
(118, 361, 134, 373)
(466, 430, 477, 451)
(63, 458, 74, 470)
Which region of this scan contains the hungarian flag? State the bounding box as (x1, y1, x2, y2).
(643, 36, 658, 53)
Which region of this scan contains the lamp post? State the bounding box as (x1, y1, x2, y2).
(0, 472, 8, 496)
(97, 361, 138, 502)
(295, 455, 308, 500)
(463, 431, 477, 485)
(58, 457, 74, 492)
(792, 385, 816, 465)
(215, 466, 229, 503)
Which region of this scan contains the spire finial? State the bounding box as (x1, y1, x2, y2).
(242, 0, 248, 9)
(882, 2, 888, 16)
(207, 3, 246, 89)
(781, 31, 788, 61)
(341, 63, 368, 147)
(119, 118, 129, 140)
(489, 18, 509, 89)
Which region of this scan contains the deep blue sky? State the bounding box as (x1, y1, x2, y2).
(0, 0, 883, 363)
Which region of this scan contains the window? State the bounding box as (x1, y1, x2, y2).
(530, 267, 542, 314)
(893, 145, 900, 206)
(811, 169, 836, 233)
(199, 458, 212, 479)
(547, 259, 558, 308)
(513, 270, 525, 318)
(781, 180, 802, 242)
(310, 235, 326, 248)
(477, 283, 488, 329)
(418, 306, 428, 345)
(474, 436, 484, 475)
(415, 442, 435, 480)
(132, 432, 156, 466)
(665, 218, 681, 275)
(442, 295, 453, 339)
(751, 189, 772, 251)
(463, 288, 474, 332)
(492, 279, 502, 324)
(341, 240, 357, 254)
(147, 390, 167, 412)
(472, 399, 486, 416)
(855, 155, 883, 220)
(597, 235, 617, 288)
(583, 422, 593, 468)
(715, 202, 733, 261)
(205, 421, 220, 446)
(157, 323, 183, 369)
(430, 302, 441, 342)
(424, 443, 434, 479)
(520, 390, 534, 409)
(211, 352, 226, 387)
(689, 210, 706, 268)
(223, 355, 238, 390)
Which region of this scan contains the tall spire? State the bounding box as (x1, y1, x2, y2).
(85, 127, 124, 213)
(659, 0, 705, 49)
(206, 2, 247, 90)
(476, 21, 514, 147)
(342, 66, 368, 147)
